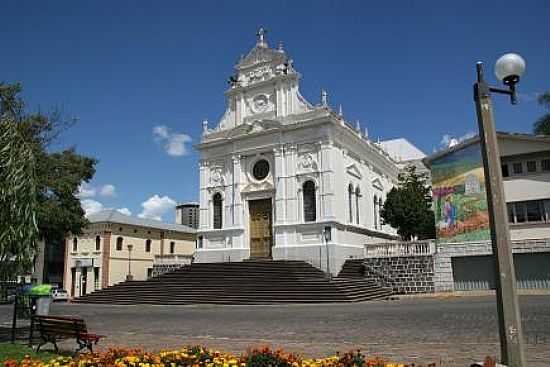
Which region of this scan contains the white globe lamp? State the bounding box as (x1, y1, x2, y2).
(495, 53, 526, 86)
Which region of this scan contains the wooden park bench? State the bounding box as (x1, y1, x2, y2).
(33, 315, 105, 353)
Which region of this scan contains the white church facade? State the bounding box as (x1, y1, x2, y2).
(195, 29, 404, 274)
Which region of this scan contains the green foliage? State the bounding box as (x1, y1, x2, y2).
(380, 165, 436, 241)
(0, 82, 96, 280)
(0, 342, 60, 362)
(244, 347, 298, 367)
(0, 117, 38, 281)
(533, 92, 550, 135)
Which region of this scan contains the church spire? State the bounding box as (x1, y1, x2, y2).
(256, 27, 268, 48)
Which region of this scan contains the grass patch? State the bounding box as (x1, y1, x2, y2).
(0, 342, 60, 362)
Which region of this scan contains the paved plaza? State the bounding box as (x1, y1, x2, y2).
(2, 295, 549, 366)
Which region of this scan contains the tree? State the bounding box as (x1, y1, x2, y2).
(0, 82, 96, 281)
(533, 92, 550, 135)
(0, 104, 38, 281)
(380, 165, 436, 241)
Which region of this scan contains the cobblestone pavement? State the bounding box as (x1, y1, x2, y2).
(1, 295, 549, 366)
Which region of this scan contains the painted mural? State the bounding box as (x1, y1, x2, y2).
(431, 143, 490, 243)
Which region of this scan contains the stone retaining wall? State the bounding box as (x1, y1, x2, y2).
(151, 264, 187, 278)
(363, 255, 435, 294)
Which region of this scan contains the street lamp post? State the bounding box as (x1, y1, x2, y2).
(473, 54, 526, 367)
(126, 244, 134, 281)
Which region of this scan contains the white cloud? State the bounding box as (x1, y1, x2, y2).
(117, 208, 132, 216)
(440, 131, 476, 148)
(78, 182, 117, 198)
(153, 125, 169, 139)
(153, 125, 192, 157)
(81, 199, 105, 217)
(77, 183, 96, 198)
(138, 194, 177, 221)
(99, 184, 116, 197)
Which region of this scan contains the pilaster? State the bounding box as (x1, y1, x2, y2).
(320, 141, 335, 220)
(199, 160, 209, 230)
(101, 231, 111, 288)
(285, 144, 298, 222)
(274, 145, 286, 224)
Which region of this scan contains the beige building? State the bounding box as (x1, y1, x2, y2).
(64, 209, 196, 298)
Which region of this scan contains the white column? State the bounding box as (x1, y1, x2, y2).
(274, 145, 286, 224)
(320, 141, 335, 220)
(285, 144, 298, 223)
(232, 154, 243, 227)
(199, 160, 209, 230)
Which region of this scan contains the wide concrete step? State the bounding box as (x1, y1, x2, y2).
(75, 260, 392, 305)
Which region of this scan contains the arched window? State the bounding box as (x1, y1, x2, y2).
(355, 187, 361, 224)
(72, 237, 78, 252)
(348, 184, 354, 223)
(95, 235, 101, 251)
(213, 193, 223, 229)
(116, 236, 123, 251)
(303, 180, 316, 222)
(145, 239, 151, 253)
(373, 195, 378, 229)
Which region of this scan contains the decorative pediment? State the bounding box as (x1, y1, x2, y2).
(209, 166, 225, 187)
(226, 119, 282, 139)
(297, 153, 319, 174)
(346, 164, 362, 179)
(241, 180, 275, 194)
(236, 45, 287, 71)
(372, 177, 384, 191)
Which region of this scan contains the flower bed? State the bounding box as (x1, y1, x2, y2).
(1, 346, 445, 367)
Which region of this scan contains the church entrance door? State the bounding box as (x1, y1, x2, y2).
(249, 199, 273, 259)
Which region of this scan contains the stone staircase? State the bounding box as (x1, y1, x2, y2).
(73, 260, 393, 305)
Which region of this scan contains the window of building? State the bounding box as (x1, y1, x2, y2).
(508, 199, 550, 224)
(170, 241, 175, 254)
(147, 268, 153, 279)
(355, 187, 361, 224)
(501, 164, 509, 177)
(95, 235, 101, 251)
(507, 204, 515, 223)
(252, 159, 270, 181)
(119, 227, 123, 232)
(526, 201, 544, 222)
(213, 193, 223, 229)
(348, 184, 354, 223)
(542, 159, 550, 172)
(303, 180, 316, 222)
(72, 237, 78, 252)
(512, 162, 523, 175)
(116, 237, 123, 251)
(94, 267, 100, 290)
(197, 236, 203, 249)
(145, 239, 151, 252)
(527, 160, 537, 173)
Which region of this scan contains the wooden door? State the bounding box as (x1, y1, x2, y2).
(249, 199, 273, 259)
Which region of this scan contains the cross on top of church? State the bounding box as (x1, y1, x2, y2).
(256, 27, 268, 47)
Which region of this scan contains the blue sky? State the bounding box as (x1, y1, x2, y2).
(2, 1, 549, 222)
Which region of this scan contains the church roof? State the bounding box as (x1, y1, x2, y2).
(379, 138, 426, 162)
(87, 209, 196, 233)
